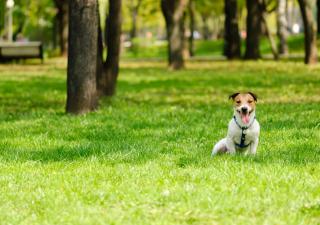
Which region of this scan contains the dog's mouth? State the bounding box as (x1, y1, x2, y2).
(237, 110, 253, 124)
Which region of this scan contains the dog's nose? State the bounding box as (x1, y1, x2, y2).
(241, 107, 248, 113)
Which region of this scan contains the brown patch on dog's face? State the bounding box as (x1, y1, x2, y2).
(233, 93, 256, 110)
(229, 92, 257, 124)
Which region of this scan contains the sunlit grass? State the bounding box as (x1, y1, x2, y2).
(0, 59, 319, 224)
(121, 35, 308, 59)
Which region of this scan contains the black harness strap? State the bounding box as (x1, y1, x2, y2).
(233, 116, 255, 148)
(235, 128, 250, 148)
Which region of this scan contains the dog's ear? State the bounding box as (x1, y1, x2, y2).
(229, 92, 240, 100)
(248, 92, 258, 102)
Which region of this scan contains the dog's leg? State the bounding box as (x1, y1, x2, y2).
(226, 137, 236, 154)
(248, 138, 259, 155)
(211, 138, 227, 156)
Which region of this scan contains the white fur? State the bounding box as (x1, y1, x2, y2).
(212, 110, 260, 156)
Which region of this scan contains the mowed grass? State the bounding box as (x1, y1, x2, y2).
(0, 59, 320, 225)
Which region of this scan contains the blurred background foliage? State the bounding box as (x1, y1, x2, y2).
(0, 0, 310, 58)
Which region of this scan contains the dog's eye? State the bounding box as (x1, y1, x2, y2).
(248, 100, 253, 104)
(236, 101, 241, 104)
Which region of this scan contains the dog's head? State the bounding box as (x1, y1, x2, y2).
(229, 92, 257, 124)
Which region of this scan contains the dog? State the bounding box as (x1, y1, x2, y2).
(211, 92, 260, 156)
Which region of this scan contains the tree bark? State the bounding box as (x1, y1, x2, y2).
(277, 0, 288, 55)
(182, 11, 190, 59)
(97, 0, 122, 96)
(297, 0, 317, 64)
(66, 0, 98, 114)
(161, 0, 188, 70)
(54, 0, 68, 56)
(224, 0, 241, 59)
(188, 0, 195, 57)
(244, 0, 262, 59)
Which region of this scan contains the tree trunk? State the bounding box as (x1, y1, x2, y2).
(277, 0, 288, 55)
(188, 0, 195, 57)
(297, 0, 317, 64)
(201, 15, 210, 40)
(260, 0, 278, 60)
(54, 0, 68, 56)
(182, 11, 190, 59)
(66, 0, 98, 114)
(261, 12, 278, 60)
(244, 0, 262, 59)
(224, 0, 241, 59)
(130, 0, 142, 39)
(161, 0, 188, 70)
(97, 0, 122, 96)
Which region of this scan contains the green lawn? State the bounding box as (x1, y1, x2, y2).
(0, 59, 320, 224)
(122, 35, 308, 59)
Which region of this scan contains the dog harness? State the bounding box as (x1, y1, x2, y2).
(233, 116, 256, 148)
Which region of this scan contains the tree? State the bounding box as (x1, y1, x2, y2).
(224, 0, 241, 59)
(161, 0, 188, 70)
(244, 0, 262, 59)
(53, 0, 68, 56)
(297, 0, 317, 64)
(277, 0, 288, 55)
(97, 0, 122, 96)
(188, 0, 195, 57)
(66, 0, 99, 114)
(129, 0, 142, 38)
(194, 0, 223, 40)
(0, 1, 4, 35)
(260, 0, 278, 60)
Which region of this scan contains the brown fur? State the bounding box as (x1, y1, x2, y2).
(229, 92, 257, 111)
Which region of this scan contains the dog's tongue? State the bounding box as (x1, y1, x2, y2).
(241, 114, 250, 124)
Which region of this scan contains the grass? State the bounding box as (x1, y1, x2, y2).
(122, 34, 308, 60)
(0, 59, 320, 224)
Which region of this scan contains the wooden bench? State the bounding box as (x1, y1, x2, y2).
(0, 42, 43, 63)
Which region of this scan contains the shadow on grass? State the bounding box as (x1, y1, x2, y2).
(1, 137, 318, 167)
(0, 143, 160, 165)
(0, 77, 65, 115)
(175, 143, 320, 168)
(0, 131, 164, 164)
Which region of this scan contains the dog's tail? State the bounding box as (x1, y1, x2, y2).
(211, 138, 227, 157)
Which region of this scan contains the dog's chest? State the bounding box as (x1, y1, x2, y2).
(232, 128, 255, 145)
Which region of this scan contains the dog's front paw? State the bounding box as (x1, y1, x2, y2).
(226, 150, 236, 155)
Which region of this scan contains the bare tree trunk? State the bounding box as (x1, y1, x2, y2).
(188, 0, 195, 57)
(277, 0, 288, 55)
(261, 14, 278, 60)
(161, 0, 188, 70)
(201, 15, 210, 40)
(260, 0, 278, 60)
(182, 11, 190, 59)
(66, 0, 98, 114)
(54, 0, 68, 56)
(224, 0, 241, 59)
(244, 0, 262, 59)
(97, 0, 122, 96)
(130, 0, 142, 39)
(96, 2, 104, 93)
(297, 0, 317, 64)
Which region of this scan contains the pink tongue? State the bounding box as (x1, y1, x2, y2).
(242, 114, 250, 124)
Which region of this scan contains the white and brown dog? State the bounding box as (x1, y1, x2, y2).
(212, 92, 260, 156)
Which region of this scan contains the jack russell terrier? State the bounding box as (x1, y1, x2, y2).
(212, 92, 260, 156)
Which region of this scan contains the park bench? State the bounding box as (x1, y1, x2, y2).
(0, 42, 43, 63)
